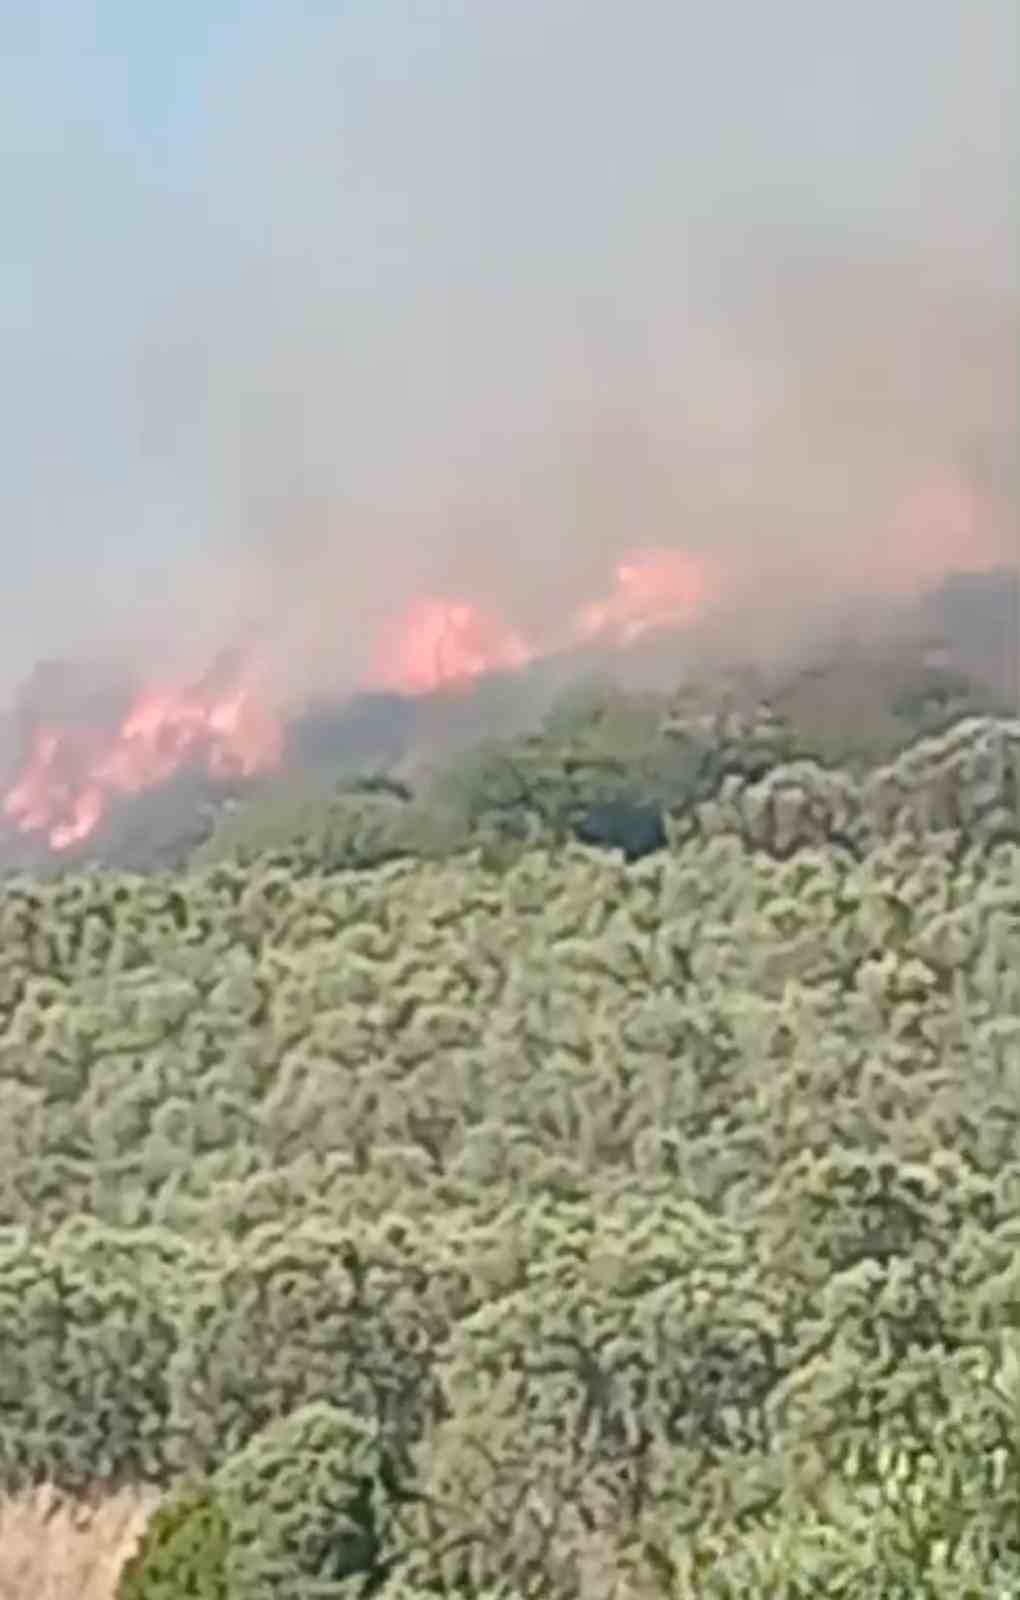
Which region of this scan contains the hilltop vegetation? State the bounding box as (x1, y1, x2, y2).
(3, 564, 1015, 881)
(192, 635, 1016, 879)
(0, 660, 1018, 1594)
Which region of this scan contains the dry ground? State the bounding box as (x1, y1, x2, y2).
(0, 1487, 158, 1600)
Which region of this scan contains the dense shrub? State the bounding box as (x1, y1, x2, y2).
(0, 1223, 186, 1494)
(0, 712, 1018, 1593)
(192, 771, 448, 876)
(216, 1403, 400, 1597)
(115, 1480, 231, 1600)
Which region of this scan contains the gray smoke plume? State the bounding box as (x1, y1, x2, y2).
(1, 0, 1015, 719)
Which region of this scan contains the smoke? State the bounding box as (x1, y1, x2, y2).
(1, 0, 1016, 716)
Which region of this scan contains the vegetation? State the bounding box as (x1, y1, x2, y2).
(116, 1481, 230, 1600)
(0, 663, 1017, 1595)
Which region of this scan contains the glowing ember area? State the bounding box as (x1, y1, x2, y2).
(3, 658, 281, 851)
(372, 596, 532, 695)
(573, 547, 715, 645)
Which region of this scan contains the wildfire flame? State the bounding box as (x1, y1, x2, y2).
(371, 596, 532, 695)
(1, 465, 1007, 855)
(573, 547, 716, 646)
(3, 656, 281, 851)
(372, 549, 716, 697)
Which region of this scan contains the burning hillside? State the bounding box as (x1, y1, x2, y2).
(0, 463, 1013, 864)
(0, 542, 721, 855)
(371, 597, 532, 695)
(2, 653, 281, 854)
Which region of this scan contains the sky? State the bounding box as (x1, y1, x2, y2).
(2, 2, 262, 166)
(0, 0, 1015, 705)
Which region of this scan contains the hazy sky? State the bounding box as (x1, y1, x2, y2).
(1, 0, 1015, 703)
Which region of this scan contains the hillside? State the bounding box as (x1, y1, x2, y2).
(1, 566, 1015, 880)
(0, 704, 1017, 1596)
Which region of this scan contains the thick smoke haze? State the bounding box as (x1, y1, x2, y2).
(1, 0, 1016, 715)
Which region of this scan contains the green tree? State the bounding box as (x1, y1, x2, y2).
(116, 1480, 231, 1600)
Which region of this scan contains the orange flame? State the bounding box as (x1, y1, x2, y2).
(372, 596, 531, 695)
(7, 469, 995, 856)
(3, 656, 281, 851)
(1, 548, 721, 851)
(572, 547, 716, 645)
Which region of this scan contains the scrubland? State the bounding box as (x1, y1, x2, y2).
(0, 688, 1018, 1596)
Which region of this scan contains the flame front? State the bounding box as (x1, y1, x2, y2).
(573, 547, 716, 646)
(374, 548, 717, 697)
(3, 659, 282, 851)
(1, 470, 1001, 855)
(372, 596, 532, 695)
